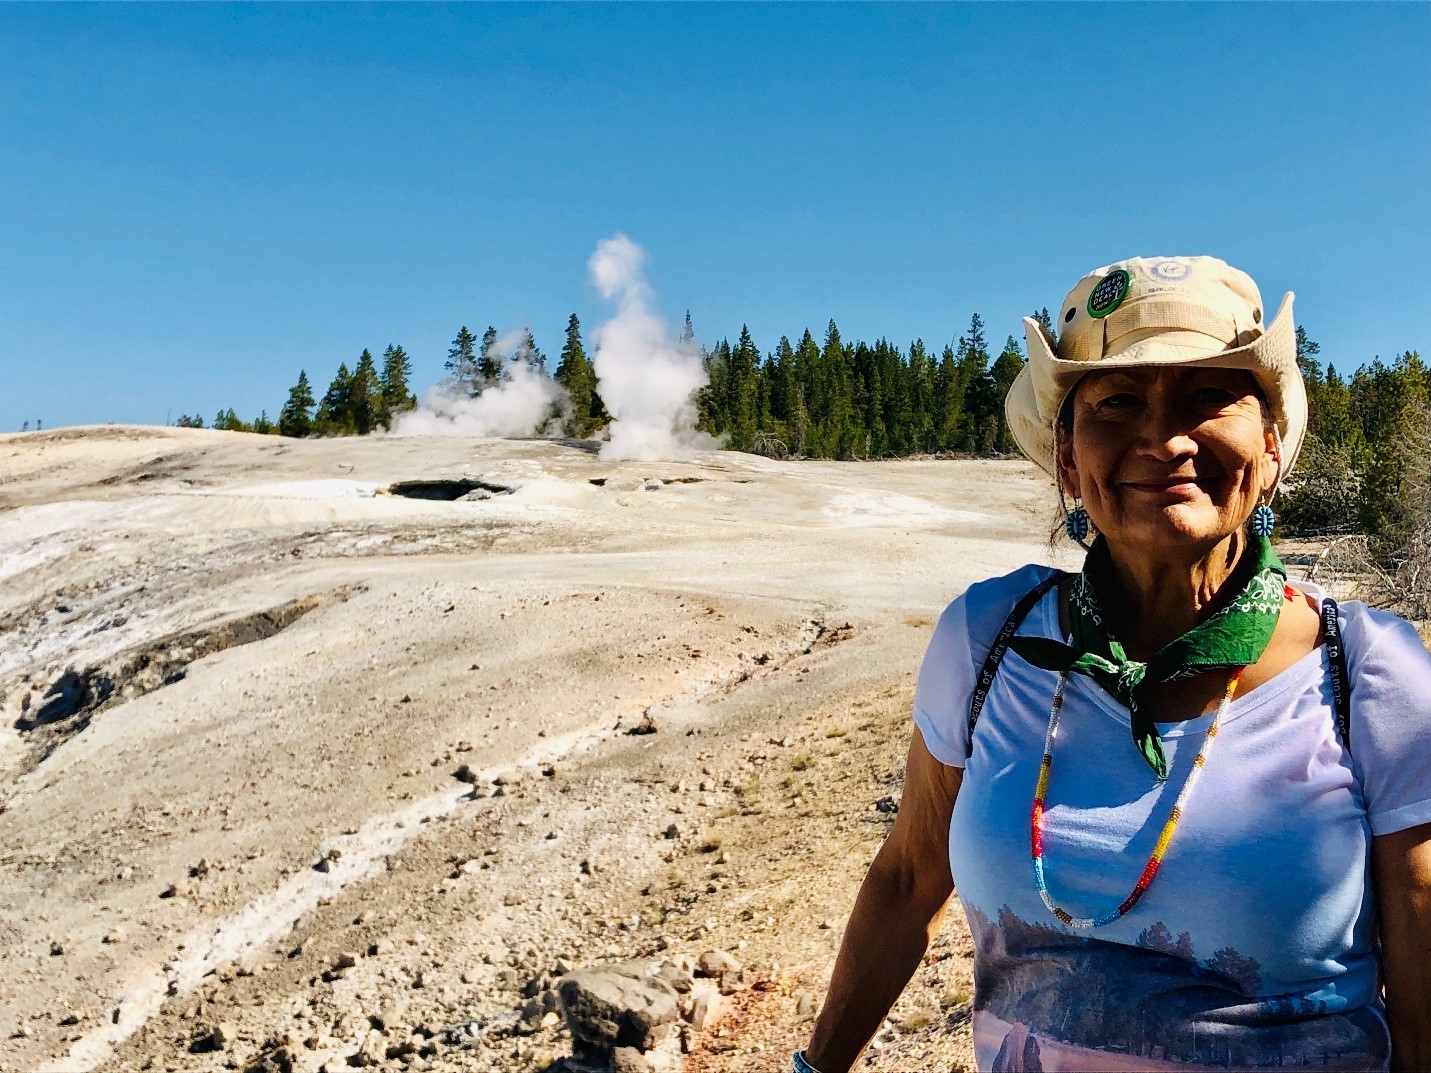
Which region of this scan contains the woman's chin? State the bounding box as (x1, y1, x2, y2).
(1104, 504, 1237, 550)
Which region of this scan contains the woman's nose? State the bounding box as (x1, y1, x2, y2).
(1135, 400, 1198, 460)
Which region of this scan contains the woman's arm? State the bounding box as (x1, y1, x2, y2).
(802, 727, 963, 1072)
(1372, 821, 1431, 1073)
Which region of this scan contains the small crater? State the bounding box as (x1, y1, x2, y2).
(386, 479, 513, 501)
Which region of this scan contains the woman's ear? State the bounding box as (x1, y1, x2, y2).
(1055, 421, 1080, 500)
(1261, 425, 1282, 496)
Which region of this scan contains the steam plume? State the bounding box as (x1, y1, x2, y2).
(392, 330, 569, 438)
(588, 234, 718, 461)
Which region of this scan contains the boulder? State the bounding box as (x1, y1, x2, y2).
(612, 1046, 654, 1072)
(695, 950, 741, 977)
(687, 988, 720, 1031)
(557, 966, 678, 1053)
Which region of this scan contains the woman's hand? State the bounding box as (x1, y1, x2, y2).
(1373, 821, 1431, 1072)
(802, 727, 963, 1072)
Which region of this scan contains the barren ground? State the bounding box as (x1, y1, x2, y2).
(0, 426, 1074, 1073)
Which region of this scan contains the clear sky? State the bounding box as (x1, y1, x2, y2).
(2, 3, 1427, 432)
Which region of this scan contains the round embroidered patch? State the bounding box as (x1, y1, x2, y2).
(1086, 269, 1130, 319)
(1150, 259, 1190, 282)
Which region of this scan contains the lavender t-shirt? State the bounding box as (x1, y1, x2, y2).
(914, 564, 1431, 1073)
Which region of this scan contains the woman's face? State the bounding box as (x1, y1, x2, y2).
(1058, 366, 1278, 553)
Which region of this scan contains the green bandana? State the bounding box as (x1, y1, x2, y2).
(1010, 535, 1287, 780)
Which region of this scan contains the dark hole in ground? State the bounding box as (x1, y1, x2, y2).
(386, 479, 513, 501)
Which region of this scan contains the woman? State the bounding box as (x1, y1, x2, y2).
(797, 257, 1431, 1073)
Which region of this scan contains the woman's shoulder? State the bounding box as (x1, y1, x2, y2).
(1292, 584, 1431, 836)
(943, 562, 1065, 652)
(1289, 580, 1431, 674)
(915, 563, 1065, 767)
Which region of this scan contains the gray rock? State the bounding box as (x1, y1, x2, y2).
(687, 990, 720, 1030)
(795, 990, 818, 1017)
(653, 961, 693, 994)
(557, 966, 679, 1053)
(717, 972, 744, 996)
(695, 950, 741, 977)
(612, 1046, 654, 1073)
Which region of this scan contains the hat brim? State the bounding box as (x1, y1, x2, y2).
(1007, 292, 1304, 488)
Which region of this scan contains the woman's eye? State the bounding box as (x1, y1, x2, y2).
(1093, 392, 1140, 412)
(1191, 387, 1237, 408)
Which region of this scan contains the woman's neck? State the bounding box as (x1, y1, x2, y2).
(1101, 532, 1247, 655)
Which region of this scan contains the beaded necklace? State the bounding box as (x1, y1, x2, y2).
(1031, 668, 1242, 928)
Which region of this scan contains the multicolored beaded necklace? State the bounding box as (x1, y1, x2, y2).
(1030, 667, 1242, 928)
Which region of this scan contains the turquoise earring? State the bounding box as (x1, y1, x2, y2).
(1065, 504, 1091, 542)
(1250, 503, 1276, 538)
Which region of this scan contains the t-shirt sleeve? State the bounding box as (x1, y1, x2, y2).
(912, 595, 977, 768)
(1345, 605, 1431, 836)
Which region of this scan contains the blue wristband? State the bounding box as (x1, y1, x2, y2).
(793, 1050, 825, 1073)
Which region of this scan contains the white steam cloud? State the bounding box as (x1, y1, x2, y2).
(391, 234, 715, 460)
(588, 234, 718, 461)
(392, 330, 569, 438)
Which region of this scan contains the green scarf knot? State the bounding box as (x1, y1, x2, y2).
(1009, 535, 1287, 780)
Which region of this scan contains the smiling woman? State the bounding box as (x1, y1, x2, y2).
(800, 256, 1431, 1073)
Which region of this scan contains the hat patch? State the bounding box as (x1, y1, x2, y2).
(1086, 269, 1130, 319)
(1149, 259, 1191, 282)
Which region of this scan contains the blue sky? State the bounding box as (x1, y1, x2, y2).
(2, 3, 1427, 431)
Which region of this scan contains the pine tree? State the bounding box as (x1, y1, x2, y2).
(279, 371, 316, 438)
(515, 328, 546, 373)
(478, 326, 503, 383)
(316, 363, 355, 434)
(175, 414, 205, 428)
(681, 311, 695, 346)
(1032, 307, 1057, 349)
(954, 315, 995, 452)
(350, 349, 384, 434)
(726, 326, 761, 449)
(213, 408, 251, 432)
(445, 327, 481, 395)
(1296, 325, 1322, 385)
(906, 339, 934, 452)
(934, 342, 963, 451)
(555, 314, 598, 435)
(379, 345, 416, 424)
(252, 410, 275, 435)
(990, 336, 1026, 452)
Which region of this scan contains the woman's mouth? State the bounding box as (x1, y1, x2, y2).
(1123, 476, 1203, 496)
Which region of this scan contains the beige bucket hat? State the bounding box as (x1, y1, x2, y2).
(1006, 255, 1305, 488)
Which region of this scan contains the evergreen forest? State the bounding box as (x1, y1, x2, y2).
(171, 312, 1426, 548)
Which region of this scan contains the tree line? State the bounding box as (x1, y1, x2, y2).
(173, 311, 1425, 547)
(176, 345, 418, 437)
(1282, 328, 1431, 550)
